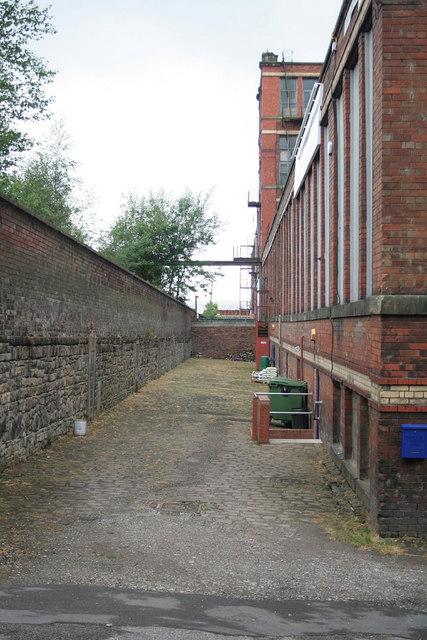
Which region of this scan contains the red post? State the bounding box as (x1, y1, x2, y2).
(299, 335, 304, 381)
(252, 395, 258, 441)
(257, 394, 270, 444)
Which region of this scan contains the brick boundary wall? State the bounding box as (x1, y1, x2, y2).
(191, 319, 255, 361)
(0, 195, 194, 471)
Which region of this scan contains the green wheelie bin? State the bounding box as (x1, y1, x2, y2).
(268, 377, 307, 424)
(259, 355, 270, 370)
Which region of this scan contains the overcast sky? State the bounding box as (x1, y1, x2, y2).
(31, 0, 343, 310)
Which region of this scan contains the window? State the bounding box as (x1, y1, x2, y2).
(336, 95, 344, 303)
(365, 29, 373, 297)
(303, 78, 317, 113)
(350, 61, 360, 302)
(323, 125, 330, 307)
(310, 172, 315, 311)
(290, 207, 295, 314)
(303, 185, 308, 311)
(316, 157, 322, 309)
(279, 135, 297, 185)
(280, 77, 297, 118)
(298, 196, 303, 311)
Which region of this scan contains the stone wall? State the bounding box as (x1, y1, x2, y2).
(192, 319, 255, 361)
(0, 195, 194, 471)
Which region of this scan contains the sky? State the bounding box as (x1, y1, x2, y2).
(30, 0, 344, 311)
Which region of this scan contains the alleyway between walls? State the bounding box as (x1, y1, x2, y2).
(0, 359, 425, 638)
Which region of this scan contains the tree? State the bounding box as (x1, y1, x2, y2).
(0, 0, 56, 171)
(2, 120, 94, 242)
(100, 190, 221, 301)
(203, 302, 218, 318)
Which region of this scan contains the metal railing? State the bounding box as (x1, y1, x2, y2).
(253, 391, 315, 416)
(253, 391, 323, 439)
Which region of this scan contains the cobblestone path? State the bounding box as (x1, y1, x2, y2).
(0, 359, 424, 606)
(0, 360, 331, 550)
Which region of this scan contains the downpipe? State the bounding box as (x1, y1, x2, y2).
(315, 369, 320, 439)
(298, 335, 304, 381)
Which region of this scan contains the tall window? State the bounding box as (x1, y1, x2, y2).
(336, 95, 344, 304)
(298, 196, 302, 311)
(365, 30, 373, 297)
(316, 157, 322, 309)
(323, 125, 330, 307)
(290, 207, 295, 314)
(350, 61, 360, 302)
(279, 135, 297, 186)
(310, 172, 315, 311)
(303, 186, 308, 311)
(350, 64, 360, 301)
(303, 78, 317, 113)
(280, 77, 297, 118)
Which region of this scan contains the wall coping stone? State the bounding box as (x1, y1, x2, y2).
(193, 319, 256, 327)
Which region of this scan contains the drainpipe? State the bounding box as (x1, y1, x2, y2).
(299, 335, 304, 381)
(315, 369, 320, 439)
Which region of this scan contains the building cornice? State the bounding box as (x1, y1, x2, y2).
(262, 72, 321, 78)
(271, 295, 427, 322)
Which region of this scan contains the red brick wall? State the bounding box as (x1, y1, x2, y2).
(192, 320, 255, 361)
(0, 196, 193, 339)
(374, 410, 427, 537)
(379, 1, 426, 294)
(260, 2, 427, 535)
(271, 319, 427, 536)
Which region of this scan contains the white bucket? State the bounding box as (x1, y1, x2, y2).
(74, 420, 87, 436)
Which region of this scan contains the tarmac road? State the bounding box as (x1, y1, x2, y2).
(0, 359, 426, 639)
(0, 585, 426, 639)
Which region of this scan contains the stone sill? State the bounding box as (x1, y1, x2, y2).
(193, 319, 255, 327)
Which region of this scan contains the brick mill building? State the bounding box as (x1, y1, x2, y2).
(252, 55, 323, 367)
(253, 54, 323, 256)
(253, 0, 426, 536)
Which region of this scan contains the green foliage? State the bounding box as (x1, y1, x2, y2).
(1, 120, 93, 242)
(203, 302, 218, 318)
(99, 190, 221, 301)
(0, 0, 56, 170)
